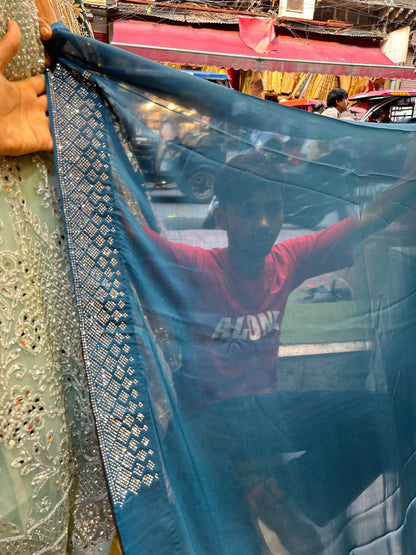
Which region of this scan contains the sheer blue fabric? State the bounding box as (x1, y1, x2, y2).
(45, 23, 416, 554)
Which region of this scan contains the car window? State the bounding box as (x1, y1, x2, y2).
(350, 96, 416, 123)
(389, 97, 416, 121)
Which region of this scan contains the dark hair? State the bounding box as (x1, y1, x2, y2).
(312, 101, 325, 113)
(326, 88, 348, 108)
(214, 151, 282, 207)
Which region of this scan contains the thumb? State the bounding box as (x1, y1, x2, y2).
(39, 18, 53, 42)
(0, 20, 21, 74)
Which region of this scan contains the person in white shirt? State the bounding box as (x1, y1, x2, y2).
(322, 87, 353, 120)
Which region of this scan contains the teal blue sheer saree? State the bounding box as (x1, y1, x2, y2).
(46, 23, 416, 554)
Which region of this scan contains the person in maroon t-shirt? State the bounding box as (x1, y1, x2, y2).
(144, 152, 415, 553)
(147, 151, 411, 415)
(146, 162, 357, 414)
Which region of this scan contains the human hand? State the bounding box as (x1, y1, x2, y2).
(0, 20, 53, 156)
(36, 0, 59, 48)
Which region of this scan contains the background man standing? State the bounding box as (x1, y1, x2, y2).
(322, 87, 353, 119)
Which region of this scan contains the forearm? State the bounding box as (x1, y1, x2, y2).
(357, 177, 416, 239)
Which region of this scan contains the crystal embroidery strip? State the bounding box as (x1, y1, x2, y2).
(47, 64, 160, 508)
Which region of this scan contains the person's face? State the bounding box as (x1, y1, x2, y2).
(215, 184, 284, 263)
(379, 107, 389, 121)
(336, 96, 349, 114)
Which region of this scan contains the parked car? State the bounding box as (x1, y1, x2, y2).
(348, 90, 416, 123)
(132, 71, 230, 203)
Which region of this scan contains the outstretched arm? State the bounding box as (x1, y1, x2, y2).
(356, 161, 415, 240)
(0, 20, 53, 156)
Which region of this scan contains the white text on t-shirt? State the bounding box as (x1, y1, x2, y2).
(211, 311, 281, 341)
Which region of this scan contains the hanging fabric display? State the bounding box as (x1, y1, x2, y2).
(45, 23, 416, 555)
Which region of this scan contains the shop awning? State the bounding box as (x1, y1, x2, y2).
(111, 20, 416, 79)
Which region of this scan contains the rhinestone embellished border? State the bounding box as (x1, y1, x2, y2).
(47, 64, 159, 508)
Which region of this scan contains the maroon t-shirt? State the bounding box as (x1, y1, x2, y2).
(146, 217, 357, 412)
